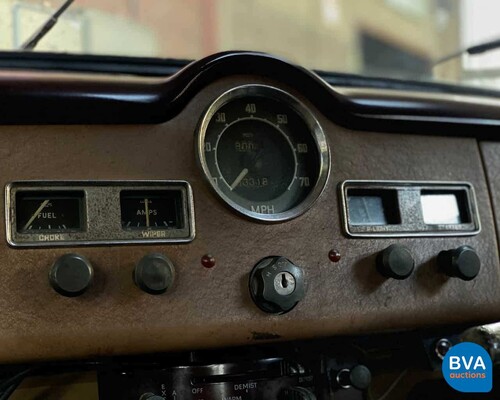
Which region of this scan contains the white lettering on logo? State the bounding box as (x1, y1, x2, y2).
(449, 356, 487, 370)
(450, 356, 461, 370)
(474, 357, 487, 370)
(462, 356, 474, 370)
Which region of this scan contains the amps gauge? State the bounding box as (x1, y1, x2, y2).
(6, 181, 195, 247)
(120, 190, 183, 230)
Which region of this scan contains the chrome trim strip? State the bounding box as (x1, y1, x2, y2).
(336, 87, 500, 109)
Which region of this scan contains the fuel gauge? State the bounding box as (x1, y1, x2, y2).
(16, 191, 85, 233)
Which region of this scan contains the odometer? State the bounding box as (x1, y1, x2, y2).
(197, 85, 330, 221)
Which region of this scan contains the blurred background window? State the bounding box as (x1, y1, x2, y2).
(1, 0, 500, 90)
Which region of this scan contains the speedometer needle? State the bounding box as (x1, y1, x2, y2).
(229, 168, 249, 191)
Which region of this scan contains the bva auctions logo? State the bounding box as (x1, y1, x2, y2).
(442, 342, 492, 393)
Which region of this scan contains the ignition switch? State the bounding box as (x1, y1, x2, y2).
(249, 256, 305, 314)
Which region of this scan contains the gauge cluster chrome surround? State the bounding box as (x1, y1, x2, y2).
(196, 84, 330, 222)
(339, 180, 481, 238)
(5, 181, 195, 247)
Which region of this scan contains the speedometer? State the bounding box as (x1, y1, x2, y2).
(196, 85, 330, 221)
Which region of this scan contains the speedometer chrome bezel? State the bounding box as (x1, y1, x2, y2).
(196, 84, 330, 222)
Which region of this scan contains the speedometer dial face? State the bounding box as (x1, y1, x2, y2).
(197, 85, 330, 221)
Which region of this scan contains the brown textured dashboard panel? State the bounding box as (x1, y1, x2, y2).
(0, 75, 499, 363)
(479, 142, 500, 250)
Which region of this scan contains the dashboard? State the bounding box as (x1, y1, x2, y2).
(1, 51, 500, 399)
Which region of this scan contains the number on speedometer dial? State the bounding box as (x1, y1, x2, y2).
(197, 85, 330, 222)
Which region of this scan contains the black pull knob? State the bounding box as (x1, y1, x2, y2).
(279, 387, 316, 400)
(335, 365, 372, 390)
(249, 256, 305, 314)
(438, 245, 480, 281)
(376, 244, 414, 279)
(134, 253, 175, 295)
(49, 253, 93, 297)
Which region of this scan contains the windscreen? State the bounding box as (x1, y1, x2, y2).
(1, 0, 500, 90)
